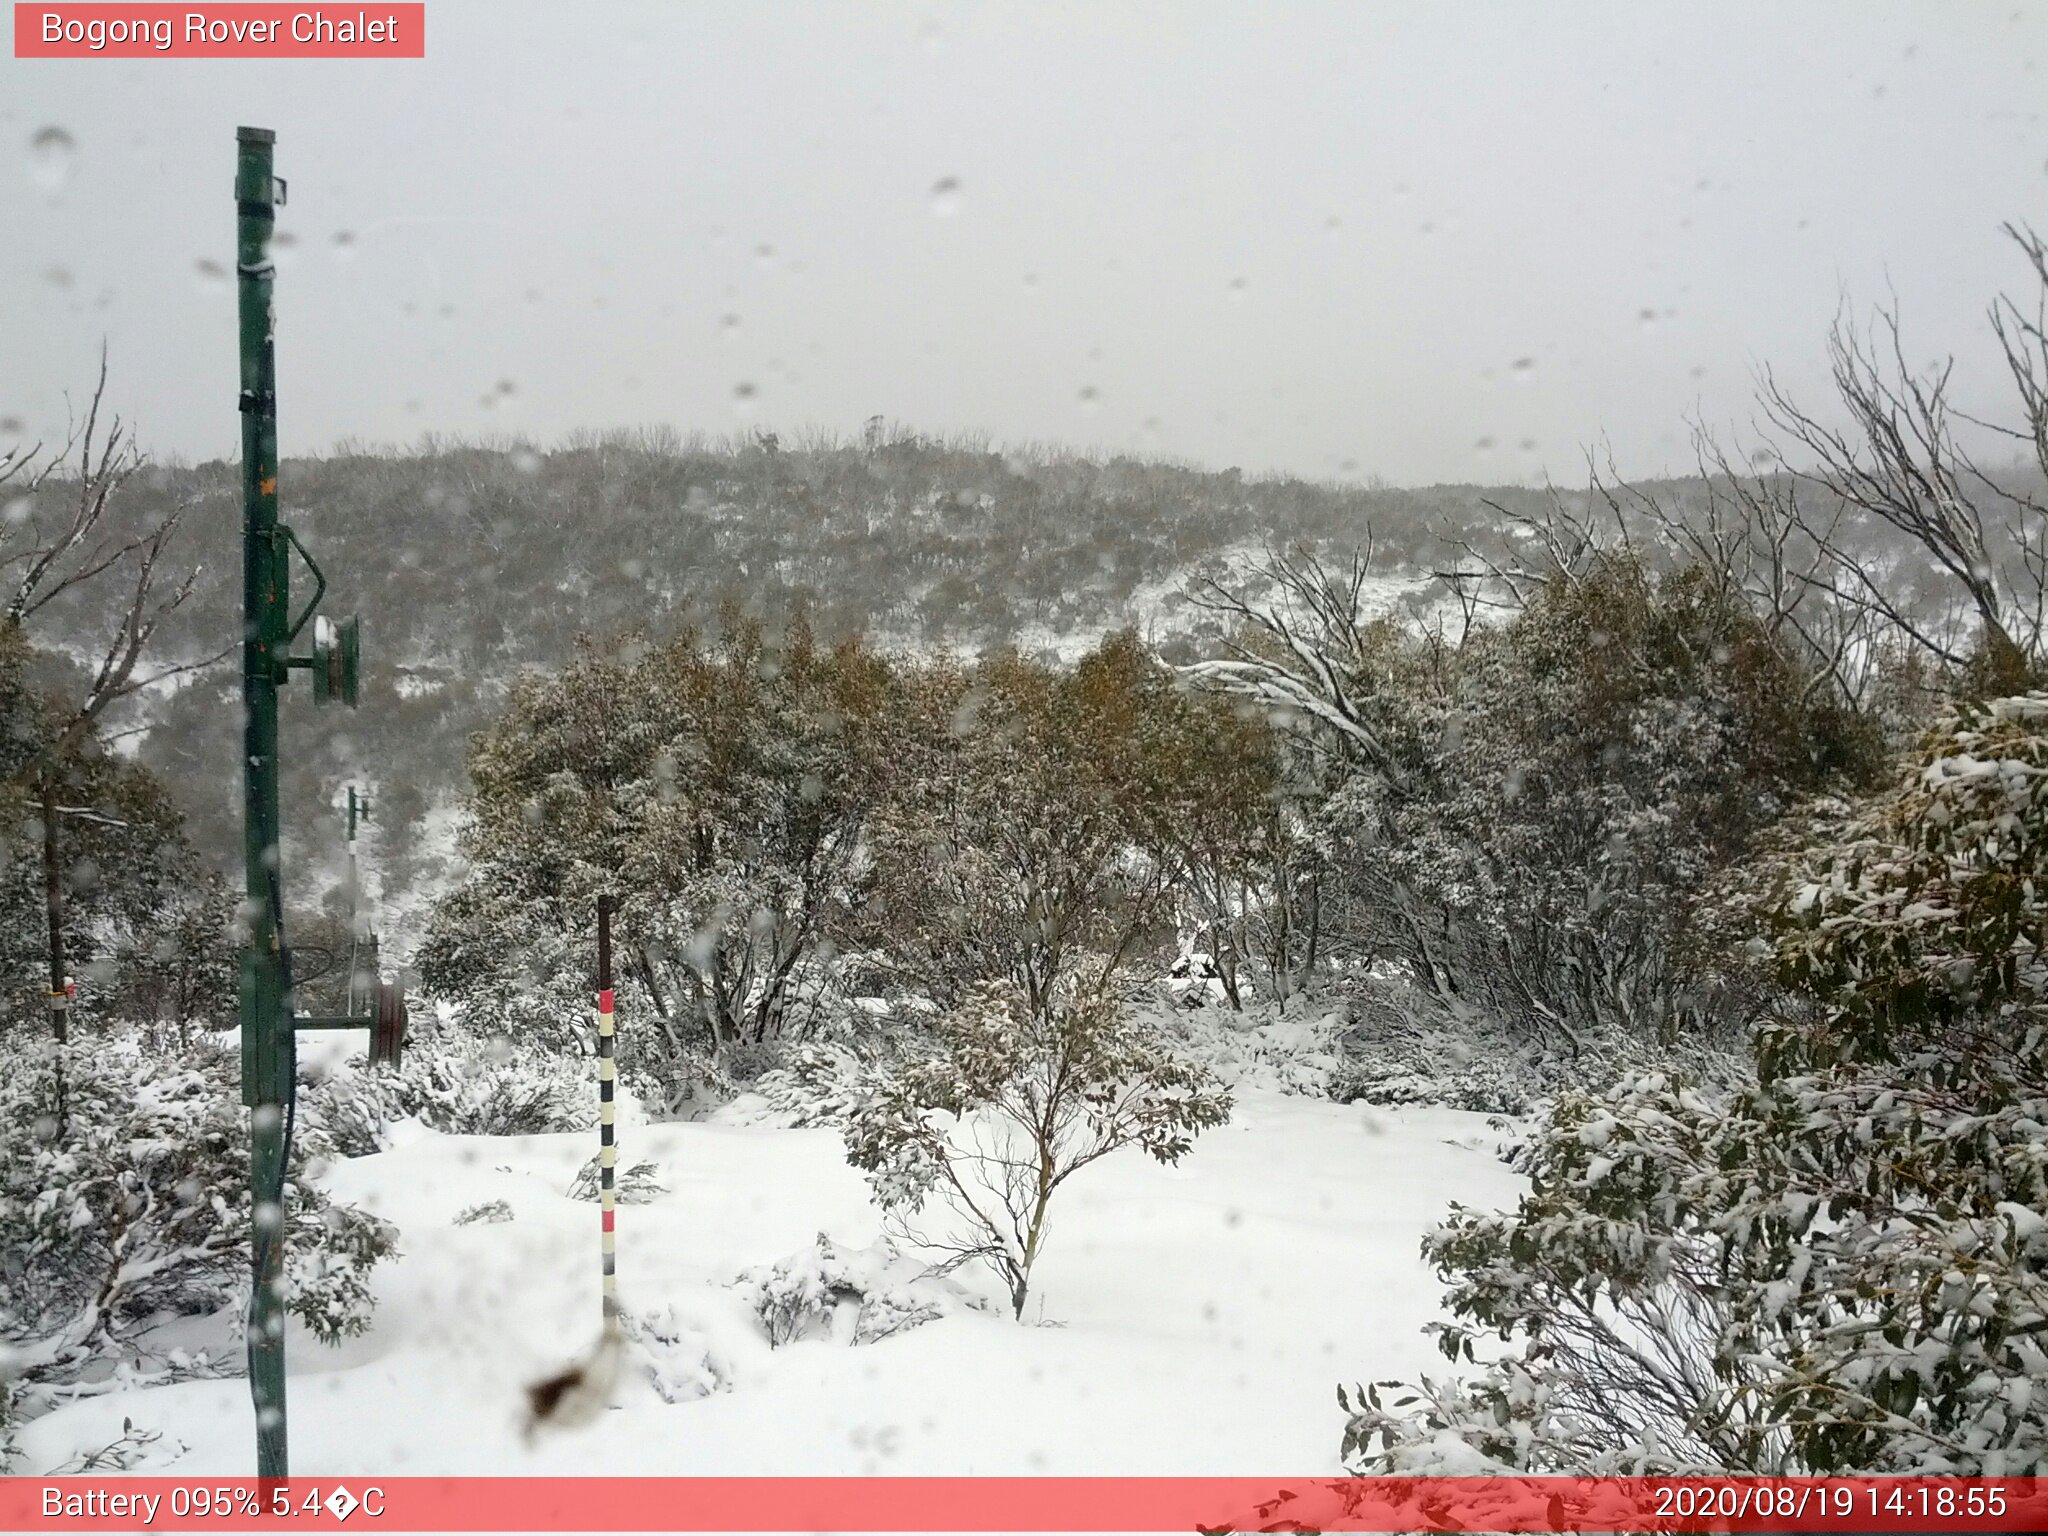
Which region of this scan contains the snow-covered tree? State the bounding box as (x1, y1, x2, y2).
(1073, 631, 1321, 1011)
(1, 627, 223, 1037)
(1191, 547, 1881, 1053)
(842, 969, 1230, 1319)
(419, 614, 892, 1106)
(1346, 693, 2048, 1476)
(861, 641, 1192, 1018)
(108, 879, 237, 1043)
(1, 366, 220, 1120)
(421, 615, 1323, 1119)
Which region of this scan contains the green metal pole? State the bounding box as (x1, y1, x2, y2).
(235, 124, 291, 1480)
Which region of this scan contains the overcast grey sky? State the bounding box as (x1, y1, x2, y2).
(5, 0, 2046, 486)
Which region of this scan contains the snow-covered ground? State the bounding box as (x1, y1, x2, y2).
(16, 1092, 1523, 1478)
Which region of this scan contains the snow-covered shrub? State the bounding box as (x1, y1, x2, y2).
(566, 1157, 665, 1204)
(734, 1232, 992, 1347)
(452, 1199, 514, 1226)
(1329, 1057, 1532, 1116)
(1323, 983, 1542, 1115)
(751, 1042, 879, 1127)
(0, 1377, 20, 1474)
(416, 915, 596, 1057)
(1150, 978, 1543, 1113)
(306, 1023, 591, 1157)
(42, 1417, 180, 1473)
(618, 1018, 828, 1120)
(618, 1302, 732, 1401)
(1348, 695, 2048, 1476)
(0, 1029, 393, 1464)
(1143, 986, 1594, 1114)
(843, 973, 1231, 1319)
(1332, 976, 1749, 1116)
(1146, 997, 1348, 1097)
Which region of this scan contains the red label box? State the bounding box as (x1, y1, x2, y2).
(13, 4, 425, 58)
(1, 1476, 2045, 1532)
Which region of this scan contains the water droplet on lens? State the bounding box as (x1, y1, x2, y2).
(1510, 356, 1536, 381)
(928, 176, 962, 217)
(28, 126, 75, 192)
(195, 258, 227, 285)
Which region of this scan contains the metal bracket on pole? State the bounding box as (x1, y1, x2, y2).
(280, 525, 327, 643)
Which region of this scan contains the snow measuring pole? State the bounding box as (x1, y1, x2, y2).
(236, 126, 403, 1479)
(597, 896, 618, 1321)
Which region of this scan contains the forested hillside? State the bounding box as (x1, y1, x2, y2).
(15, 431, 1605, 899)
(30, 423, 2022, 913)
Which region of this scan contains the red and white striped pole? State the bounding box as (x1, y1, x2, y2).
(596, 895, 617, 1322)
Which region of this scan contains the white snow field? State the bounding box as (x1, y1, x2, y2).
(16, 1093, 1523, 1479)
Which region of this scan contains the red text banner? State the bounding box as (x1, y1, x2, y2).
(14, 5, 425, 58)
(0, 1476, 2044, 1532)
